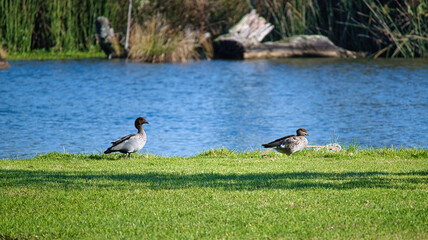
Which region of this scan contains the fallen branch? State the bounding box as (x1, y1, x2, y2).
(261, 148, 274, 155)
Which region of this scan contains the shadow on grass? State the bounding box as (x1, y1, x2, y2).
(1, 169, 426, 191)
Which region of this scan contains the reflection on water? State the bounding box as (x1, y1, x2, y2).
(1, 58, 427, 158)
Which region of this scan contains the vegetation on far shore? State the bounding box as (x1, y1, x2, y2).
(1, 0, 427, 61)
(1, 148, 427, 239)
(7, 50, 105, 61)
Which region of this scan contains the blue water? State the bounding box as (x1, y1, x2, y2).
(1, 58, 427, 159)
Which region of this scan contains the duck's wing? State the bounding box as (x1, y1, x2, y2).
(262, 135, 294, 148)
(105, 133, 141, 154)
(111, 133, 136, 145)
(280, 136, 301, 146)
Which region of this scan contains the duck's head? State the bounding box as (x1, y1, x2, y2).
(296, 128, 309, 136)
(135, 117, 149, 128)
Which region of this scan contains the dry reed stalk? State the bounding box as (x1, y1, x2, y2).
(128, 14, 199, 63)
(0, 40, 8, 59)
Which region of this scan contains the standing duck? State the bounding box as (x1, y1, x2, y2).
(104, 117, 149, 158)
(262, 128, 309, 155)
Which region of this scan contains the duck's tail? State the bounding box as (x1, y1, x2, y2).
(104, 147, 113, 154)
(262, 142, 279, 148)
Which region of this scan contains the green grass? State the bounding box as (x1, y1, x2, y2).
(1, 148, 427, 239)
(7, 49, 106, 60)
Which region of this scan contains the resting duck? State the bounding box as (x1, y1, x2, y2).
(262, 128, 309, 155)
(104, 117, 149, 158)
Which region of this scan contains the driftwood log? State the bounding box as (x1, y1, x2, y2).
(95, 17, 127, 59)
(214, 10, 363, 59)
(245, 35, 364, 59)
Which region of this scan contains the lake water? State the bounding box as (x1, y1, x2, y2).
(1, 58, 427, 159)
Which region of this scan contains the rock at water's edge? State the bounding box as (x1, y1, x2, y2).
(0, 59, 10, 69)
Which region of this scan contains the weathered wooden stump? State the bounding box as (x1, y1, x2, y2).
(95, 17, 127, 59)
(214, 10, 273, 59)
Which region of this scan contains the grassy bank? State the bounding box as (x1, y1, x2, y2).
(1, 148, 427, 239)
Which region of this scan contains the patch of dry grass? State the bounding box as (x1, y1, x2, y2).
(0, 43, 7, 59)
(128, 14, 200, 63)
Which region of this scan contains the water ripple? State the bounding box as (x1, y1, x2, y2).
(1, 58, 427, 158)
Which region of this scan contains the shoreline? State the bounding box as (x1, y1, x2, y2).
(1, 147, 427, 161)
(6, 50, 106, 61)
(5, 51, 428, 61)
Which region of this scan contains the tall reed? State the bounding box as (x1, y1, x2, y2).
(0, 0, 128, 52)
(359, 0, 428, 57)
(255, 0, 428, 57)
(254, 0, 374, 51)
(1, 0, 39, 51)
(135, 0, 250, 36)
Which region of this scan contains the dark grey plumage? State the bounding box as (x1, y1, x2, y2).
(104, 117, 149, 158)
(262, 128, 309, 155)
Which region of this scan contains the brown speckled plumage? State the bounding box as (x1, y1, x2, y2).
(262, 128, 309, 155)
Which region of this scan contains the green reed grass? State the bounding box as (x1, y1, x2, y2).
(0, 0, 129, 52)
(360, 0, 428, 58)
(1, 148, 427, 239)
(257, 0, 428, 57)
(1, 0, 38, 52)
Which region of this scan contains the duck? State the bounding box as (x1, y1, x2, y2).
(104, 117, 149, 158)
(262, 128, 309, 155)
